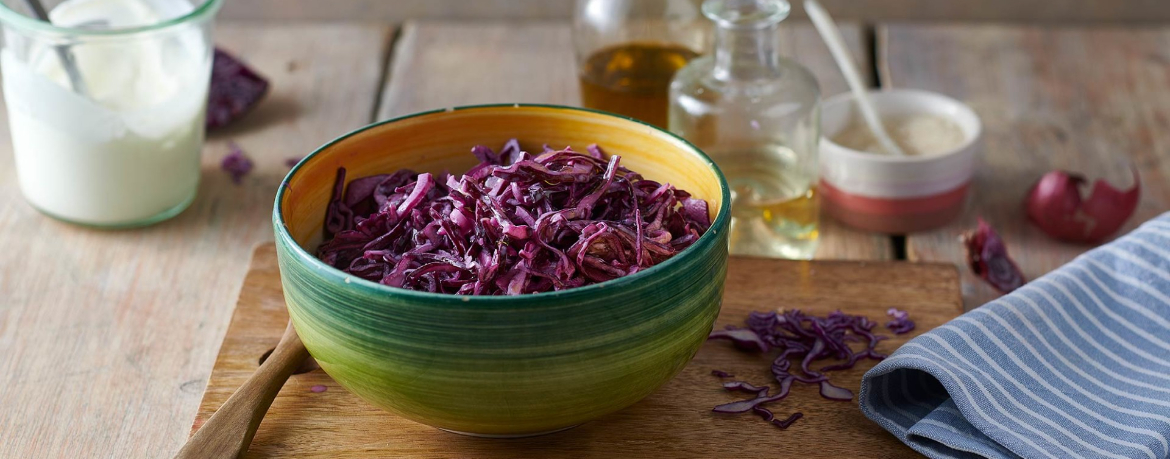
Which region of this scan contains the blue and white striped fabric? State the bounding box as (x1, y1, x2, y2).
(860, 213, 1170, 459)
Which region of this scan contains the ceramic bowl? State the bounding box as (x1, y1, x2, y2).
(819, 89, 982, 233)
(273, 104, 731, 436)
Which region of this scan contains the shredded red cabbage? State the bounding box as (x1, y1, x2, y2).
(713, 379, 791, 413)
(314, 141, 711, 295)
(885, 308, 915, 334)
(207, 48, 269, 130)
(753, 407, 803, 429)
(711, 370, 734, 378)
(707, 328, 768, 352)
(221, 143, 253, 184)
(722, 381, 769, 395)
(708, 310, 889, 429)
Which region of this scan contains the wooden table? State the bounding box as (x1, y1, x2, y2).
(880, 24, 1170, 307)
(0, 19, 1167, 458)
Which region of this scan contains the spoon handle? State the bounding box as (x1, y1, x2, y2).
(804, 0, 906, 156)
(175, 322, 309, 459)
(20, 0, 90, 96)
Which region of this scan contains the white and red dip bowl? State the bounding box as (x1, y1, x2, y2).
(819, 89, 982, 234)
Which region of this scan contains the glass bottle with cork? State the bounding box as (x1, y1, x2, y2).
(669, 0, 821, 259)
(573, 0, 710, 128)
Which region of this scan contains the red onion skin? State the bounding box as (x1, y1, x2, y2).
(1025, 169, 1140, 244)
(963, 218, 1026, 294)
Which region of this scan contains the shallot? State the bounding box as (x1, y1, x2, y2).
(1025, 169, 1140, 244)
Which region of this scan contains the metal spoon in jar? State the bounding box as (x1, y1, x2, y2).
(20, 0, 92, 97)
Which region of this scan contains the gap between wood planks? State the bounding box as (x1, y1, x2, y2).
(368, 26, 404, 124)
(367, 21, 908, 261)
(863, 23, 909, 260)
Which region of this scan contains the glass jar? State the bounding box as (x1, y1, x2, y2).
(0, 0, 222, 228)
(669, 0, 821, 259)
(573, 0, 710, 128)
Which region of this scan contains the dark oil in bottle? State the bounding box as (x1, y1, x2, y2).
(578, 42, 700, 129)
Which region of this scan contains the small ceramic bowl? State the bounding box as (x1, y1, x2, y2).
(819, 89, 982, 234)
(273, 104, 731, 436)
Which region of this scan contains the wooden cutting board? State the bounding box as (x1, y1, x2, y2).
(193, 243, 962, 458)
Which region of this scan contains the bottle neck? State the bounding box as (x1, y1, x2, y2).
(712, 24, 781, 81)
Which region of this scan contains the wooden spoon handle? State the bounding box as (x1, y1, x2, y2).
(175, 321, 309, 459)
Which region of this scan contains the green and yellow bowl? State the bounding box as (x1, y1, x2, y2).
(273, 104, 731, 436)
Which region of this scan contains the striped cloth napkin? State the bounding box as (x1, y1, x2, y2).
(860, 213, 1170, 459)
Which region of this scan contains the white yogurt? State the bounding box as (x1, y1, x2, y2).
(3, 0, 210, 226)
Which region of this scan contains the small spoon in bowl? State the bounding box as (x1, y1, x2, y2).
(174, 322, 309, 459)
(804, 0, 906, 156)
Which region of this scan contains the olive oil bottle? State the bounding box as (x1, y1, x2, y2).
(578, 43, 699, 128)
(573, 0, 710, 128)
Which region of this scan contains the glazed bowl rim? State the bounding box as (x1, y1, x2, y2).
(273, 103, 732, 306)
(820, 88, 983, 165)
(0, 0, 223, 38)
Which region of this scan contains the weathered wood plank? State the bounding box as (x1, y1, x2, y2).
(881, 24, 1170, 308)
(378, 22, 579, 117)
(378, 20, 892, 260)
(222, 0, 1170, 24)
(0, 23, 392, 458)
